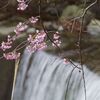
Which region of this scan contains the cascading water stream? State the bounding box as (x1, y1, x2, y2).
(13, 50, 100, 100)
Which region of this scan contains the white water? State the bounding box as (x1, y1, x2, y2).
(13, 50, 100, 100)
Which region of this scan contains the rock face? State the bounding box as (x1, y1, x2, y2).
(0, 0, 67, 21)
(87, 19, 100, 36)
(60, 5, 93, 26)
(0, 0, 85, 21)
(0, 54, 15, 100)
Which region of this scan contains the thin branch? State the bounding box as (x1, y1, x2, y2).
(77, 1, 98, 100)
(78, 16, 87, 100)
(65, 67, 76, 100)
(70, 0, 97, 21)
(38, 0, 81, 70)
(0, 1, 10, 9)
(14, 40, 28, 51)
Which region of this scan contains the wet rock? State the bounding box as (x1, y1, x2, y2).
(60, 5, 93, 26)
(87, 19, 100, 36)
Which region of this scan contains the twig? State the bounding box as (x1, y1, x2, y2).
(65, 67, 76, 100)
(38, 0, 81, 70)
(71, 0, 97, 21)
(0, 1, 10, 9)
(77, 1, 98, 100)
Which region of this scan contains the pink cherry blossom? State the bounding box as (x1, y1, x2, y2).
(14, 22, 28, 35)
(53, 33, 60, 39)
(0, 35, 12, 51)
(26, 30, 47, 52)
(17, 2, 28, 11)
(3, 52, 20, 60)
(29, 17, 38, 24)
(35, 30, 46, 43)
(0, 42, 12, 51)
(37, 42, 47, 51)
(17, 0, 25, 3)
(27, 34, 33, 42)
(63, 58, 69, 64)
(52, 31, 61, 47)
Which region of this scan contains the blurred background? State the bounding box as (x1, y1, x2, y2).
(0, 0, 100, 100)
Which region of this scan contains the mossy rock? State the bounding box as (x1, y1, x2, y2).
(60, 5, 93, 25)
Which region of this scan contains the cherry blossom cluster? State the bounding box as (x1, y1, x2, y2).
(52, 31, 61, 47)
(14, 16, 38, 35)
(26, 30, 47, 52)
(29, 17, 39, 24)
(0, 35, 12, 51)
(14, 22, 28, 35)
(17, 0, 28, 11)
(0, 35, 20, 60)
(0, 16, 39, 60)
(0, 0, 62, 61)
(3, 52, 21, 60)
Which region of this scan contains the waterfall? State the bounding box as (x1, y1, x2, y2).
(13, 50, 100, 100)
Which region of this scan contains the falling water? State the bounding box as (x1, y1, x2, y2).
(13, 50, 100, 100)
